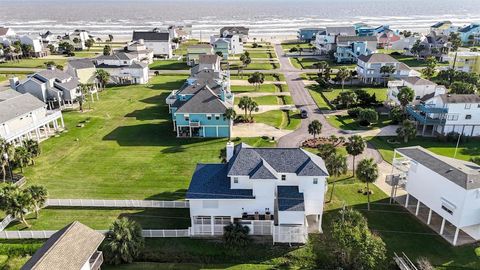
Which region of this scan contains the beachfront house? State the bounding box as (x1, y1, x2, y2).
(0, 27, 15, 39)
(356, 53, 419, 83)
(356, 24, 391, 37)
(11, 67, 80, 109)
(186, 142, 329, 243)
(166, 54, 233, 138)
(419, 32, 450, 60)
(132, 29, 172, 59)
(314, 26, 356, 55)
(21, 222, 105, 270)
(390, 146, 480, 246)
(387, 76, 446, 106)
(376, 29, 401, 49)
(458, 23, 480, 45)
(220, 26, 249, 43)
(123, 39, 154, 64)
(66, 59, 97, 84)
(0, 89, 64, 144)
(62, 29, 90, 50)
(391, 35, 424, 53)
(186, 44, 214, 66)
(449, 51, 480, 74)
(430, 21, 458, 36)
(210, 34, 244, 58)
(406, 94, 480, 136)
(94, 52, 149, 84)
(298, 28, 324, 42)
(335, 35, 377, 63)
(19, 35, 49, 57)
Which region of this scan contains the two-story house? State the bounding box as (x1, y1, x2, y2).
(430, 21, 458, 36)
(356, 53, 419, 83)
(406, 94, 480, 136)
(315, 26, 356, 55)
(21, 221, 105, 270)
(94, 52, 149, 84)
(450, 51, 480, 74)
(210, 34, 244, 58)
(390, 146, 480, 246)
(11, 67, 80, 109)
(220, 26, 249, 43)
(123, 39, 154, 64)
(387, 76, 446, 106)
(186, 142, 329, 243)
(0, 89, 64, 144)
(19, 35, 49, 57)
(297, 28, 324, 42)
(186, 44, 214, 66)
(66, 59, 97, 84)
(335, 36, 377, 63)
(62, 29, 90, 51)
(420, 32, 450, 60)
(458, 23, 480, 45)
(132, 29, 172, 59)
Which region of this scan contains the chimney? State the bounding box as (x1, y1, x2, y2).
(9, 77, 19, 89)
(226, 141, 234, 162)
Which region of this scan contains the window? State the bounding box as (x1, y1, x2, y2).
(466, 114, 472, 120)
(215, 114, 220, 120)
(313, 178, 318, 184)
(281, 175, 286, 181)
(465, 104, 471, 109)
(446, 114, 459, 121)
(233, 177, 238, 183)
(441, 198, 456, 215)
(207, 114, 212, 120)
(441, 205, 453, 215)
(184, 114, 190, 121)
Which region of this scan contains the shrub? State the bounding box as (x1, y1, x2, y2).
(471, 157, 480, 165)
(223, 223, 251, 250)
(347, 107, 362, 118)
(416, 257, 434, 270)
(357, 108, 378, 126)
(389, 106, 405, 124)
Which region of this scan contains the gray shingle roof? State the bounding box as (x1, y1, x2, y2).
(0, 93, 46, 124)
(186, 164, 254, 199)
(220, 26, 249, 35)
(326, 26, 356, 35)
(277, 186, 305, 211)
(402, 76, 436, 86)
(96, 52, 136, 61)
(175, 85, 229, 114)
(0, 89, 21, 101)
(132, 31, 170, 41)
(21, 222, 104, 270)
(35, 69, 71, 81)
(458, 24, 480, 33)
(337, 35, 377, 42)
(396, 146, 480, 189)
(68, 59, 95, 69)
(199, 54, 220, 64)
(227, 144, 328, 177)
(358, 53, 399, 63)
(439, 94, 480, 104)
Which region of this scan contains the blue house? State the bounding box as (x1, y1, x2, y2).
(297, 28, 324, 42)
(335, 36, 378, 63)
(166, 54, 234, 138)
(458, 23, 480, 45)
(356, 24, 391, 36)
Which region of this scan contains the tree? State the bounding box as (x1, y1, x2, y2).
(0, 186, 33, 227)
(47, 44, 55, 54)
(389, 106, 405, 124)
(410, 40, 425, 59)
(289, 47, 298, 53)
(315, 61, 329, 74)
(0, 139, 15, 182)
(396, 119, 417, 143)
(223, 222, 251, 250)
(25, 185, 48, 219)
(417, 257, 435, 270)
(95, 69, 110, 89)
(357, 108, 378, 126)
(84, 39, 94, 51)
(397, 86, 415, 109)
(308, 120, 322, 139)
(104, 218, 145, 265)
(44, 60, 56, 68)
(336, 67, 350, 90)
(237, 96, 252, 120)
(356, 158, 378, 211)
(59, 42, 74, 55)
(247, 100, 259, 120)
(345, 135, 365, 177)
(247, 72, 265, 90)
(317, 143, 336, 160)
(77, 83, 88, 112)
(14, 146, 29, 173)
(326, 153, 347, 202)
(103, 45, 112, 56)
(335, 91, 357, 109)
(21, 44, 33, 57)
(24, 139, 40, 160)
(449, 32, 462, 71)
(379, 65, 395, 86)
(449, 81, 477, 94)
(108, 34, 114, 42)
(421, 56, 437, 79)
(72, 37, 80, 44)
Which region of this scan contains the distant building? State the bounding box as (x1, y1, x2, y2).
(430, 21, 458, 36)
(0, 89, 63, 144)
(0, 26, 15, 39)
(420, 32, 450, 60)
(387, 76, 446, 106)
(186, 142, 329, 243)
(314, 26, 356, 54)
(335, 35, 377, 63)
(391, 35, 423, 53)
(458, 23, 480, 45)
(376, 29, 401, 49)
(220, 26, 249, 42)
(62, 29, 90, 50)
(186, 44, 214, 66)
(210, 34, 243, 58)
(297, 28, 324, 42)
(449, 51, 480, 74)
(19, 35, 49, 57)
(132, 29, 172, 59)
(21, 221, 105, 270)
(66, 59, 97, 84)
(356, 53, 419, 83)
(123, 39, 154, 64)
(94, 52, 149, 84)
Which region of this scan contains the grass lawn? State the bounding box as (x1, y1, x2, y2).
(234, 95, 279, 105)
(149, 60, 189, 70)
(230, 74, 285, 82)
(244, 51, 274, 59)
(368, 136, 480, 164)
(227, 62, 278, 70)
(0, 74, 7, 82)
(174, 39, 200, 56)
(291, 58, 356, 70)
(230, 84, 278, 93)
(308, 85, 387, 111)
(390, 54, 449, 67)
(21, 75, 273, 200)
(104, 263, 275, 270)
(254, 110, 301, 130)
(326, 114, 392, 130)
(6, 207, 190, 231)
(281, 42, 312, 51)
(0, 58, 67, 68)
(73, 51, 100, 58)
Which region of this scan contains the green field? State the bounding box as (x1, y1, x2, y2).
(291, 58, 357, 69)
(0, 58, 67, 68)
(230, 84, 278, 93)
(230, 73, 285, 82)
(254, 110, 301, 130)
(227, 62, 278, 70)
(149, 60, 189, 70)
(308, 86, 388, 111)
(173, 39, 200, 56)
(234, 95, 279, 105)
(326, 114, 392, 130)
(281, 42, 312, 51)
(390, 54, 449, 67)
(21, 75, 273, 200)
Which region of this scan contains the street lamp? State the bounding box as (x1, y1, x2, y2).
(2, 153, 13, 181)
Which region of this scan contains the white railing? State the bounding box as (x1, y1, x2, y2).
(0, 215, 15, 231)
(0, 229, 190, 239)
(45, 199, 189, 208)
(3, 110, 63, 143)
(273, 225, 308, 244)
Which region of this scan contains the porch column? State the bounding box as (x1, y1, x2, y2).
(427, 209, 432, 225)
(453, 227, 460, 246)
(415, 200, 420, 216)
(189, 127, 192, 137)
(60, 116, 65, 128)
(404, 193, 410, 208)
(35, 129, 40, 140)
(216, 126, 219, 137)
(210, 216, 215, 236)
(440, 218, 446, 235)
(176, 127, 180, 137)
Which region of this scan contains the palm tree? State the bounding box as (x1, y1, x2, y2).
(380, 65, 395, 86)
(247, 100, 259, 120)
(345, 135, 366, 177)
(326, 153, 348, 202)
(397, 86, 414, 111)
(396, 119, 417, 143)
(104, 218, 145, 265)
(449, 33, 462, 71)
(25, 185, 48, 219)
(77, 83, 88, 112)
(336, 67, 350, 90)
(14, 146, 29, 173)
(95, 69, 110, 90)
(24, 139, 41, 163)
(223, 222, 251, 249)
(3, 187, 34, 227)
(356, 158, 378, 211)
(0, 138, 12, 182)
(238, 96, 252, 120)
(308, 120, 322, 139)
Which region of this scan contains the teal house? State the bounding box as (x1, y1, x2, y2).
(297, 28, 323, 42)
(458, 23, 480, 45)
(335, 36, 378, 63)
(212, 39, 230, 59)
(166, 54, 234, 138)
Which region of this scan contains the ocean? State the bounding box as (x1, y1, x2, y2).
(1, 0, 479, 40)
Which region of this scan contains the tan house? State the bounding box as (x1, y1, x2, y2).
(186, 44, 213, 66)
(66, 59, 97, 84)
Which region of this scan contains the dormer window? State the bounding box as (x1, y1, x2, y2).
(281, 175, 286, 181)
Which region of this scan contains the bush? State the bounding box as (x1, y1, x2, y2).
(471, 157, 480, 165)
(223, 223, 251, 250)
(357, 108, 378, 126)
(347, 107, 362, 118)
(416, 257, 434, 270)
(389, 106, 405, 124)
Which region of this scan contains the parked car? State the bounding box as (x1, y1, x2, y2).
(300, 109, 308, 118)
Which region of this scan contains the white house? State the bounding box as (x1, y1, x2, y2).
(0, 27, 16, 39)
(21, 221, 105, 270)
(94, 52, 149, 84)
(390, 146, 480, 246)
(11, 67, 80, 109)
(210, 34, 244, 56)
(356, 53, 420, 83)
(315, 26, 356, 55)
(19, 35, 48, 57)
(0, 89, 64, 144)
(406, 94, 480, 136)
(186, 142, 329, 243)
(63, 29, 90, 50)
(132, 29, 172, 59)
(391, 35, 424, 53)
(387, 76, 446, 106)
(123, 39, 154, 64)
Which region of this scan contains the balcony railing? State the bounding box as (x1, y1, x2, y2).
(406, 106, 446, 125)
(414, 104, 448, 114)
(89, 251, 103, 270)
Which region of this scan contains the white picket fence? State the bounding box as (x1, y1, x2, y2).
(46, 199, 189, 208)
(0, 229, 190, 239)
(0, 215, 15, 231)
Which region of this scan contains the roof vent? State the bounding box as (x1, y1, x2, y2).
(446, 168, 453, 173)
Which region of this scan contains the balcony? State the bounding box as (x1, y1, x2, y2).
(89, 251, 103, 270)
(189, 120, 201, 127)
(406, 106, 446, 125)
(415, 104, 448, 114)
(165, 90, 177, 105)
